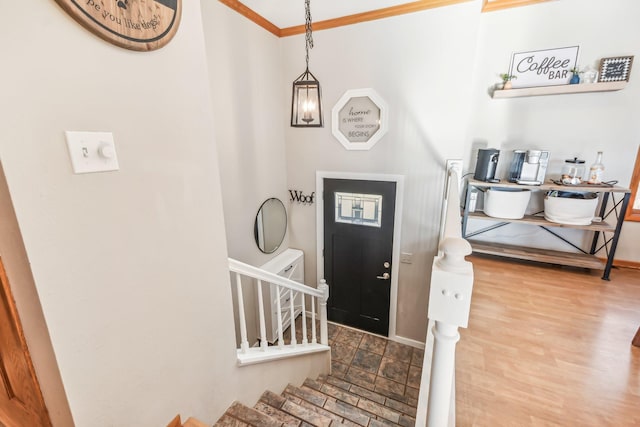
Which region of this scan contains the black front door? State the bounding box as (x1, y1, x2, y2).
(323, 178, 396, 336)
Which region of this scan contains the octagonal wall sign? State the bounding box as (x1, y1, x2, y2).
(54, 0, 182, 52)
(332, 88, 389, 151)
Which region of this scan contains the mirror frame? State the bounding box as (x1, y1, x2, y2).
(625, 146, 640, 222)
(254, 198, 287, 254)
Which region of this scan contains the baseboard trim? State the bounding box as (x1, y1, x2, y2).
(326, 320, 427, 350)
(604, 259, 640, 270)
(389, 334, 426, 350)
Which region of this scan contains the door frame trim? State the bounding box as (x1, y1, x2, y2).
(315, 171, 404, 341)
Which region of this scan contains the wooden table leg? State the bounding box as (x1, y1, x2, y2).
(633, 327, 640, 347)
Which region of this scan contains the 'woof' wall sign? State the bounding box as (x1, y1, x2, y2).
(509, 46, 579, 88)
(54, 0, 182, 51)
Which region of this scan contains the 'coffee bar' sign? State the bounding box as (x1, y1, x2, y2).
(509, 46, 579, 88)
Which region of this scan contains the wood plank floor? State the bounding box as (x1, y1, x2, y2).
(456, 255, 640, 426)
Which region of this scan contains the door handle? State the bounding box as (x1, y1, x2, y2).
(376, 273, 390, 280)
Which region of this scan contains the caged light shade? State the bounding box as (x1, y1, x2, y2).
(291, 68, 323, 127)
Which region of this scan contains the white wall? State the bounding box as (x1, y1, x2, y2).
(467, 0, 640, 261)
(202, 1, 290, 266)
(0, 165, 74, 426)
(0, 2, 240, 425)
(198, 0, 330, 412)
(7, 2, 632, 422)
(200, 0, 291, 347)
(279, 0, 640, 343)
(282, 2, 483, 342)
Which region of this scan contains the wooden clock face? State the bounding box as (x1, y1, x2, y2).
(54, 0, 181, 51)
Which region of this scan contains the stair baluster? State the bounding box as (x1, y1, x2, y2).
(300, 293, 308, 345)
(289, 289, 297, 347)
(228, 257, 331, 365)
(311, 297, 317, 344)
(256, 279, 268, 351)
(276, 285, 284, 348)
(319, 279, 329, 346)
(234, 272, 250, 353)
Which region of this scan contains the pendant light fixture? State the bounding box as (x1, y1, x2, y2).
(291, 0, 323, 127)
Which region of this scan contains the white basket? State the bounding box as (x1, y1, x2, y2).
(544, 191, 598, 225)
(484, 188, 531, 219)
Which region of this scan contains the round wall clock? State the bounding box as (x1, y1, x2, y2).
(54, 0, 182, 52)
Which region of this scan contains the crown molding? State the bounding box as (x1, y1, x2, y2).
(218, 0, 280, 36)
(481, 0, 553, 13)
(219, 0, 472, 38)
(219, 0, 553, 37)
(280, 0, 471, 37)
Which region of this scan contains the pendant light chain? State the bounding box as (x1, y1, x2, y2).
(291, 0, 322, 127)
(304, 0, 313, 70)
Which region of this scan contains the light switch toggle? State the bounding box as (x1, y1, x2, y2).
(65, 131, 119, 174)
(98, 144, 115, 159)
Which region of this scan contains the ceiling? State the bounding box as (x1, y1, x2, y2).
(239, 0, 416, 29)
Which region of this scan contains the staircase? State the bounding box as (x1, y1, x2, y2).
(215, 372, 416, 426)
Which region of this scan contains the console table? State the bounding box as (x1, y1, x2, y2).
(462, 179, 631, 280)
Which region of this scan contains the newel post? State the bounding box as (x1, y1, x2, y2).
(426, 237, 473, 427)
(318, 279, 329, 346)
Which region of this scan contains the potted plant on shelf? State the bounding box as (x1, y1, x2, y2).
(569, 67, 581, 84)
(500, 73, 517, 90)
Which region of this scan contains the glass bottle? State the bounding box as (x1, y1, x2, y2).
(588, 151, 604, 184)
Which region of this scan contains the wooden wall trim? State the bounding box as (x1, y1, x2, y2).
(597, 258, 640, 270)
(218, 0, 472, 38)
(481, 0, 553, 13)
(219, 0, 555, 37)
(280, 0, 471, 37)
(218, 0, 281, 37)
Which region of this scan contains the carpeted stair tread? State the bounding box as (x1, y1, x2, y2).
(282, 392, 344, 424)
(214, 414, 251, 426)
(218, 401, 282, 427)
(253, 401, 302, 427)
(217, 371, 418, 427)
(279, 398, 334, 427)
(284, 384, 328, 407)
(312, 376, 416, 425)
(259, 390, 288, 409)
(282, 383, 404, 427)
(323, 375, 417, 410)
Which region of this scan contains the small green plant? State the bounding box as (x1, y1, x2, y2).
(500, 73, 517, 82)
(570, 66, 582, 75)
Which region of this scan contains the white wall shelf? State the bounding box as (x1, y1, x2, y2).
(492, 81, 627, 98)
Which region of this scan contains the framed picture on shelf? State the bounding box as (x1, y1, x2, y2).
(508, 46, 579, 88)
(598, 56, 634, 82)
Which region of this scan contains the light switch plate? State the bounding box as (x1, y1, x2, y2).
(65, 131, 119, 174)
(400, 252, 413, 264)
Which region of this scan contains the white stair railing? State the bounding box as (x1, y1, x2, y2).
(228, 258, 330, 366)
(416, 162, 474, 427)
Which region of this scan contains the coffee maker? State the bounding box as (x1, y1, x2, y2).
(508, 149, 550, 185)
(473, 149, 500, 182)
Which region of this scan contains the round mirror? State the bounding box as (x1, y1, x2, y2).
(254, 198, 287, 254)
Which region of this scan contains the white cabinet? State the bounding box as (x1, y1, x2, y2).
(260, 248, 304, 344)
